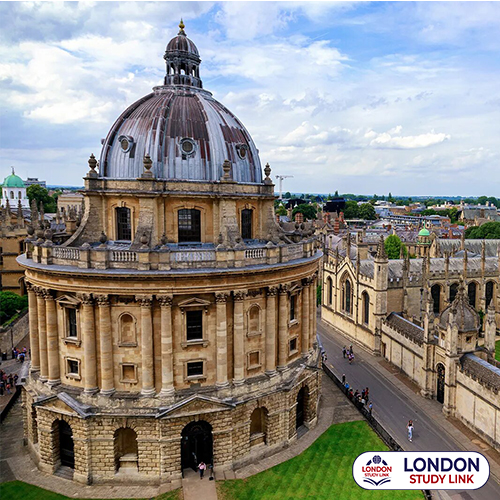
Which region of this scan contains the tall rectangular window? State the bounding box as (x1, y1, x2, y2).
(241, 209, 253, 240)
(67, 308, 77, 337)
(116, 207, 131, 240)
(290, 295, 296, 322)
(178, 209, 201, 242)
(186, 310, 203, 340)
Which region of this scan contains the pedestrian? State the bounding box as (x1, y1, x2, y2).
(6, 383, 11, 395)
(368, 402, 373, 415)
(407, 420, 414, 442)
(361, 389, 366, 400)
(361, 397, 366, 405)
(365, 387, 369, 402)
(345, 382, 349, 390)
(14, 374, 18, 386)
(198, 461, 206, 479)
(342, 346, 347, 358)
(342, 374, 346, 385)
(322, 352, 327, 363)
(349, 344, 353, 356)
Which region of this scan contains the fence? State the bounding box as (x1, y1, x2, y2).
(318, 336, 432, 500)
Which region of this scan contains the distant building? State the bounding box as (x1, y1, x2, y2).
(24, 177, 47, 188)
(1, 168, 30, 208)
(57, 191, 84, 213)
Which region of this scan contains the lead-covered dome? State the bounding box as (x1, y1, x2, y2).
(99, 21, 262, 184)
(439, 283, 480, 333)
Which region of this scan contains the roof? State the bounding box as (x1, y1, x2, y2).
(3, 171, 25, 188)
(460, 354, 500, 391)
(436, 239, 500, 257)
(439, 285, 479, 333)
(385, 313, 424, 345)
(418, 227, 430, 236)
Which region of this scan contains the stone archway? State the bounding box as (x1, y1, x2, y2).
(181, 420, 213, 472)
(58, 420, 74, 468)
(296, 387, 309, 429)
(436, 364, 445, 404)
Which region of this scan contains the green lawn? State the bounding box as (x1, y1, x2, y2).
(0, 481, 180, 500)
(218, 421, 423, 500)
(496, 339, 500, 362)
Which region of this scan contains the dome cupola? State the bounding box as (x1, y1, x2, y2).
(163, 19, 202, 89)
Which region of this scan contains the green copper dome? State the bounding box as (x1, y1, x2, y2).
(3, 169, 25, 188)
(418, 227, 430, 237)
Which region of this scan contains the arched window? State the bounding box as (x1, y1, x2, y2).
(248, 305, 260, 334)
(468, 282, 477, 309)
(449, 283, 459, 303)
(250, 407, 268, 446)
(342, 278, 352, 314)
(18, 191, 22, 199)
(486, 281, 495, 308)
(327, 277, 333, 305)
(362, 292, 370, 324)
(241, 209, 253, 240)
(431, 284, 441, 314)
(114, 428, 138, 472)
(119, 313, 136, 345)
(10, 191, 14, 199)
(116, 207, 131, 241)
(178, 209, 201, 242)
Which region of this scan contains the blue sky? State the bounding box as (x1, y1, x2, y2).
(1, 1, 499, 196)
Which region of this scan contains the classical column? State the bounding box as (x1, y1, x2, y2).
(277, 285, 289, 370)
(301, 279, 311, 356)
(36, 287, 48, 381)
(215, 292, 229, 388)
(265, 287, 278, 375)
(310, 274, 317, 350)
(233, 290, 246, 385)
(96, 295, 114, 396)
(45, 290, 60, 386)
(26, 283, 40, 372)
(158, 295, 174, 396)
(81, 294, 98, 394)
(139, 296, 155, 396)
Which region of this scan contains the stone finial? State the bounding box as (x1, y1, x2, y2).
(140, 232, 149, 248)
(39, 201, 45, 221)
(44, 227, 53, 243)
(375, 235, 387, 260)
(141, 154, 154, 178)
(221, 159, 232, 181)
(26, 224, 35, 237)
(4, 198, 11, 216)
(264, 163, 272, 185)
(99, 231, 108, 246)
(88, 153, 98, 178)
(178, 18, 186, 35)
(160, 233, 168, 246)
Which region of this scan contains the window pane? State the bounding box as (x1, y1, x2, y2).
(186, 310, 203, 340)
(116, 207, 131, 240)
(68, 360, 79, 374)
(187, 361, 203, 377)
(178, 209, 201, 242)
(68, 309, 77, 337)
(241, 209, 252, 239)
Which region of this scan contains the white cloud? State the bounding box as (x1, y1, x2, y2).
(367, 127, 451, 149)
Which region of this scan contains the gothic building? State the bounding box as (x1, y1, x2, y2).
(322, 236, 500, 450)
(20, 22, 321, 485)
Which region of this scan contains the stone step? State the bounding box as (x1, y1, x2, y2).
(54, 466, 74, 481)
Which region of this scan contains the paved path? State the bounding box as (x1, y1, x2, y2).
(318, 318, 500, 500)
(182, 468, 217, 500)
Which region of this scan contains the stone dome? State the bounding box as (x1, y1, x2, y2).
(439, 285, 480, 333)
(98, 21, 262, 184)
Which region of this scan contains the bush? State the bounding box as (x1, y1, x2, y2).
(0, 291, 28, 325)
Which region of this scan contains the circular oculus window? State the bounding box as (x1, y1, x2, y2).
(181, 138, 196, 155)
(237, 144, 248, 159)
(118, 135, 133, 153)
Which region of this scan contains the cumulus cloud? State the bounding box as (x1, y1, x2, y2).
(366, 127, 451, 149)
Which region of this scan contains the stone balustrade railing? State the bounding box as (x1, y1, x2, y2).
(27, 240, 317, 272)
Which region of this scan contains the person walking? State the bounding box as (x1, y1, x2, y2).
(368, 402, 373, 415)
(407, 420, 414, 442)
(349, 344, 353, 356)
(198, 461, 206, 479)
(342, 346, 347, 358)
(342, 374, 346, 385)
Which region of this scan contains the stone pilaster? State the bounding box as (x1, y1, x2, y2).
(158, 295, 174, 396)
(96, 295, 114, 396)
(277, 285, 289, 370)
(138, 295, 155, 396)
(310, 274, 318, 349)
(26, 282, 40, 371)
(81, 294, 98, 394)
(45, 290, 60, 386)
(301, 278, 311, 355)
(215, 292, 229, 388)
(36, 287, 48, 381)
(265, 286, 278, 375)
(233, 290, 246, 385)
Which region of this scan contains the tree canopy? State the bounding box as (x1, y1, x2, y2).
(384, 234, 407, 259)
(292, 203, 317, 220)
(0, 291, 28, 325)
(27, 184, 57, 213)
(465, 222, 500, 239)
(358, 203, 377, 220)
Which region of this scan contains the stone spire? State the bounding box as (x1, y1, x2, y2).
(375, 235, 387, 260)
(484, 301, 497, 355)
(17, 199, 24, 228)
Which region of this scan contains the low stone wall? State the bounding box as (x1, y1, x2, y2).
(0, 311, 29, 353)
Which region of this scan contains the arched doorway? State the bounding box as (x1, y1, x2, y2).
(436, 364, 445, 404)
(59, 420, 74, 468)
(296, 387, 307, 429)
(181, 421, 213, 472)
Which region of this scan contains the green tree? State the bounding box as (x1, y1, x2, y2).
(358, 203, 377, 220)
(465, 222, 500, 239)
(334, 190, 339, 197)
(343, 200, 359, 219)
(276, 205, 287, 216)
(27, 184, 57, 213)
(284, 191, 291, 199)
(292, 203, 317, 220)
(0, 291, 28, 325)
(384, 235, 407, 259)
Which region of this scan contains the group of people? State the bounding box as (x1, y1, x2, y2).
(341, 373, 373, 414)
(197, 461, 214, 480)
(11, 346, 28, 363)
(0, 370, 18, 396)
(342, 345, 355, 364)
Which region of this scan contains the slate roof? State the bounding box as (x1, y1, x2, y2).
(437, 239, 500, 257)
(384, 313, 424, 345)
(460, 354, 500, 392)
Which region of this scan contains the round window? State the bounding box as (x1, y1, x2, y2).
(181, 138, 196, 155)
(237, 144, 248, 159)
(118, 135, 133, 153)
(120, 138, 129, 151)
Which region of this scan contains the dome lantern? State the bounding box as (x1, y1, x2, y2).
(163, 19, 202, 89)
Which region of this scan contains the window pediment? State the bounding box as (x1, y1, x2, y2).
(56, 295, 81, 307)
(178, 297, 211, 311)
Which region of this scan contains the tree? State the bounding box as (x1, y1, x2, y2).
(0, 291, 28, 325)
(334, 190, 339, 197)
(465, 222, 500, 239)
(292, 203, 317, 220)
(384, 235, 407, 259)
(343, 200, 359, 219)
(284, 191, 291, 199)
(358, 203, 377, 220)
(276, 205, 287, 216)
(27, 184, 57, 213)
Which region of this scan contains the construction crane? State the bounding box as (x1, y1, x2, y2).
(275, 175, 294, 200)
